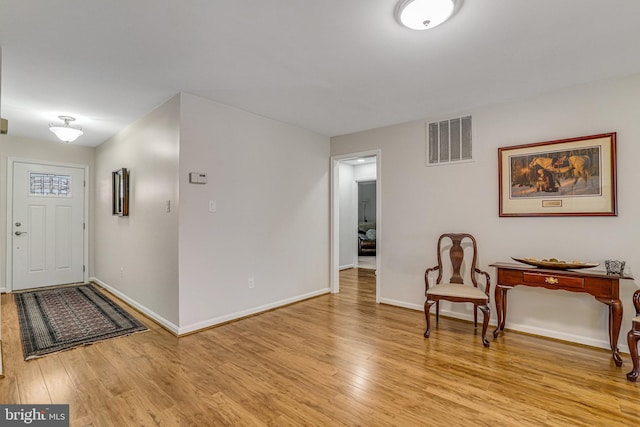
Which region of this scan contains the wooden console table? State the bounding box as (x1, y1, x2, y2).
(491, 262, 633, 366)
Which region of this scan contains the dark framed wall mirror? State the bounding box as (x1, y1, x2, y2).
(112, 168, 129, 216)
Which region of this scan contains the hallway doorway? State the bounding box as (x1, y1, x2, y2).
(330, 150, 380, 300)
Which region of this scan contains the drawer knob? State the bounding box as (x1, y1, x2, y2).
(545, 277, 559, 285)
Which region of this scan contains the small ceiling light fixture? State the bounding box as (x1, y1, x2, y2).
(49, 115, 84, 143)
(395, 0, 460, 30)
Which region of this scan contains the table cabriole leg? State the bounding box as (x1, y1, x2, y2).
(493, 286, 509, 339)
(597, 297, 623, 367)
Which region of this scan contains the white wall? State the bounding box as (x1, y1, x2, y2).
(177, 93, 330, 333)
(94, 95, 180, 329)
(338, 163, 356, 269)
(354, 163, 376, 181)
(0, 135, 96, 292)
(355, 163, 377, 224)
(331, 73, 640, 352)
(358, 182, 376, 224)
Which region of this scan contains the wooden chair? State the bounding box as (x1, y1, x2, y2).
(626, 289, 640, 381)
(424, 233, 491, 347)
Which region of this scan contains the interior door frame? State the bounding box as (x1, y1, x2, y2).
(5, 158, 89, 292)
(330, 149, 381, 301)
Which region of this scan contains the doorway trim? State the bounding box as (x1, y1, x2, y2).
(330, 149, 381, 302)
(5, 157, 90, 292)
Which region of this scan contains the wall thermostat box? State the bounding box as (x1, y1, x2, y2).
(189, 172, 207, 184)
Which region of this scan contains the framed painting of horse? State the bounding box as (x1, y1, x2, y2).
(498, 133, 617, 217)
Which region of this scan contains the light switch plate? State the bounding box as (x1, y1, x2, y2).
(189, 172, 207, 184)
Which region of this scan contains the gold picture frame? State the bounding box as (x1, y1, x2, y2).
(499, 133, 617, 217)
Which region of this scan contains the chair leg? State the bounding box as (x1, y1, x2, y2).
(424, 299, 435, 338)
(435, 301, 440, 323)
(627, 328, 640, 382)
(479, 304, 491, 347)
(473, 305, 478, 328)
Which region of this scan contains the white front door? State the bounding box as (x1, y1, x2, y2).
(11, 161, 86, 291)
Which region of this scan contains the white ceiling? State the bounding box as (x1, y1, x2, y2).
(2, 1, 640, 147)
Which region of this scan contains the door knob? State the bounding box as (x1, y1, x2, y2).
(15, 231, 27, 236)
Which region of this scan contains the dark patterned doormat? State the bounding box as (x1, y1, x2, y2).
(15, 284, 147, 360)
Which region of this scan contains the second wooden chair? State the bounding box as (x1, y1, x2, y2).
(626, 289, 640, 381)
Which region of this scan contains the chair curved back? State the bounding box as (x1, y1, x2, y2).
(434, 233, 479, 287)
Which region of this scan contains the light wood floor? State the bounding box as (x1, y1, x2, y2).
(1, 269, 639, 426)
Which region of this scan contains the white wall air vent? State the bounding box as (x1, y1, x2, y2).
(426, 116, 472, 165)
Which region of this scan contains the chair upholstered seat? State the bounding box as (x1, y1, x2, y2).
(427, 283, 489, 300)
(634, 316, 640, 324)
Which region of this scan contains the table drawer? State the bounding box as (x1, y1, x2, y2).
(522, 272, 584, 289)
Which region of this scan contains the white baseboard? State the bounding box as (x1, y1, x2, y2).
(339, 264, 354, 270)
(0, 287, 6, 293)
(90, 277, 180, 335)
(90, 277, 330, 337)
(379, 297, 422, 311)
(378, 297, 626, 353)
(178, 288, 331, 335)
(502, 320, 627, 353)
(87, 278, 626, 354)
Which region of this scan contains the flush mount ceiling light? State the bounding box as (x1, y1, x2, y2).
(49, 115, 84, 143)
(395, 0, 460, 30)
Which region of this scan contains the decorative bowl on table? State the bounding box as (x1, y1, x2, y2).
(511, 257, 599, 270)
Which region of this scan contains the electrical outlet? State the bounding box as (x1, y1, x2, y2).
(248, 277, 255, 289)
